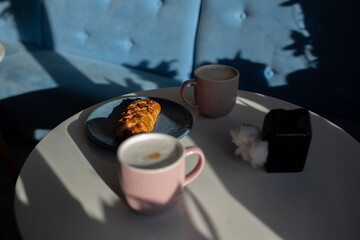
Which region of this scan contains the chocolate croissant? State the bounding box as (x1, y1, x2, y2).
(114, 99, 161, 138)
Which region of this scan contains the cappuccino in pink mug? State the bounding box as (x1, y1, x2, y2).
(117, 133, 205, 214)
(181, 64, 239, 117)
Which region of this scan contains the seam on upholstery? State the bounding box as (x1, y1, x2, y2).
(190, 0, 203, 79)
(40, 0, 45, 48)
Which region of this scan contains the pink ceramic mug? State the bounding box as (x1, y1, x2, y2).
(181, 64, 239, 117)
(117, 133, 205, 214)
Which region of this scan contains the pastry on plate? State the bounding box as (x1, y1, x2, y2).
(114, 99, 161, 138)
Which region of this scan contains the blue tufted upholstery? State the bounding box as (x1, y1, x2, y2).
(0, 0, 42, 58)
(194, 0, 359, 134)
(195, 0, 313, 87)
(0, 0, 359, 141)
(41, 0, 200, 80)
(0, 0, 42, 46)
(0, 0, 200, 140)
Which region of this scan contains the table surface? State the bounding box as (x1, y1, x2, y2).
(14, 87, 360, 240)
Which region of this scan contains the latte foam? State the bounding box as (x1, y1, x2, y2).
(120, 135, 183, 170)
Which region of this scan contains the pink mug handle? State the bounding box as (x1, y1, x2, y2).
(180, 79, 198, 109)
(184, 146, 205, 186)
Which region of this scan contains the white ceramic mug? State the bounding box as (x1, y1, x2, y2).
(180, 64, 239, 117)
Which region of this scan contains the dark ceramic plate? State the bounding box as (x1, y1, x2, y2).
(86, 97, 193, 149)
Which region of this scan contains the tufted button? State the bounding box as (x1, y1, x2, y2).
(264, 67, 275, 80)
(239, 12, 247, 21)
(78, 30, 90, 41)
(297, 20, 305, 29)
(123, 38, 134, 49)
(156, 0, 163, 7)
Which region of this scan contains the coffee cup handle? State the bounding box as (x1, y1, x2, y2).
(180, 80, 198, 109)
(184, 146, 205, 186)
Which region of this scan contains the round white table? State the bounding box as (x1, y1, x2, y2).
(14, 87, 360, 240)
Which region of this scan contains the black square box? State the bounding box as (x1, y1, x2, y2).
(262, 109, 312, 173)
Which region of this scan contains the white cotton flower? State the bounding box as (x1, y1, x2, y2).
(231, 125, 259, 144)
(249, 140, 268, 168)
(231, 125, 269, 168)
(239, 147, 252, 162)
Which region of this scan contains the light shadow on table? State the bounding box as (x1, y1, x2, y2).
(24, 87, 358, 240)
(188, 91, 360, 240)
(15, 143, 219, 240)
(61, 108, 219, 240)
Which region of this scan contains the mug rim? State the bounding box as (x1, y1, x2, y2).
(117, 133, 184, 173)
(194, 64, 239, 82)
